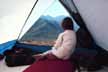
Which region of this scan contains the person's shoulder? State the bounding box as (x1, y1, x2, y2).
(64, 30, 76, 38)
(64, 30, 75, 34)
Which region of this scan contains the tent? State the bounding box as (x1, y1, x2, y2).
(0, 0, 108, 54)
(0, 0, 108, 72)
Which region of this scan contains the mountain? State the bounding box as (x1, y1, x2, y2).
(20, 15, 64, 42)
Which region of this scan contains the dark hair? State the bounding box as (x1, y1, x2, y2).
(61, 17, 73, 30)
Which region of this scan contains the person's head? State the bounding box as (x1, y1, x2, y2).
(61, 17, 73, 30)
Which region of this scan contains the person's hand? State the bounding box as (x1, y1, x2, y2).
(46, 53, 59, 60)
(34, 54, 46, 61)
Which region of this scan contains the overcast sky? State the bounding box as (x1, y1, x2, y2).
(43, 0, 69, 17)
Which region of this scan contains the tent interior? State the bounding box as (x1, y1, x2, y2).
(0, 0, 108, 72)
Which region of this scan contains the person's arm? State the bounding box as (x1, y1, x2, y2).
(34, 33, 65, 60)
(35, 48, 59, 61)
(53, 33, 63, 49)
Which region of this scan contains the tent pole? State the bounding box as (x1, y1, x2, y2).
(17, 0, 38, 40)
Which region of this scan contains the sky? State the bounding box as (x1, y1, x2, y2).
(43, 0, 70, 17)
(0, 0, 70, 44)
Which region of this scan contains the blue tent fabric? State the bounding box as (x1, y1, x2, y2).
(0, 40, 16, 54)
(0, 40, 51, 55)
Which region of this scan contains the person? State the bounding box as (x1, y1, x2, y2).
(36, 17, 76, 60)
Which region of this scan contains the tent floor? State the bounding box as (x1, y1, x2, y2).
(0, 59, 29, 72)
(0, 59, 108, 72)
